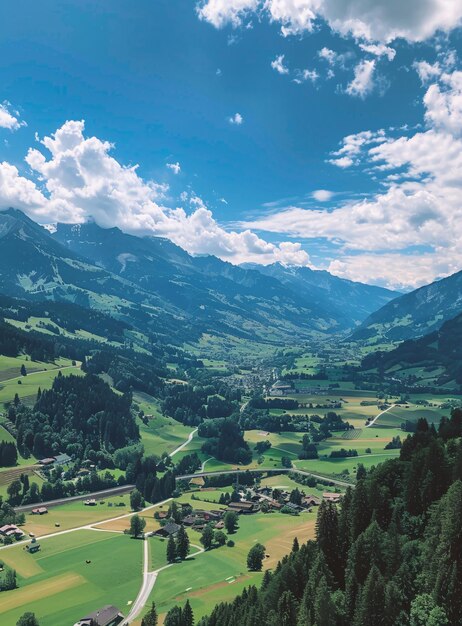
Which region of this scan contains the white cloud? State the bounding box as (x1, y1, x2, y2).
(0, 102, 26, 131)
(228, 112, 244, 125)
(271, 54, 290, 75)
(196, 0, 462, 43)
(293, 68, 319, 84)
(414, 60, 442, 84)
(423, 70, 462, 134)
(196, 0, 259, 28)
(312, 189, 333, 201)
(0, 119, 311, 268)
(167, 161, 181, 175)
(359, 43, 396, 61)
(239, 68, 462, 288)
(346, 59, 376, 98)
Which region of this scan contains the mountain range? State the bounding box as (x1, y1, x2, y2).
(0, 208, 399, 349)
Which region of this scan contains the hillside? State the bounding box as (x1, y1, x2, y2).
(362, 311, 462, 387)
(351, 269, 462, 343)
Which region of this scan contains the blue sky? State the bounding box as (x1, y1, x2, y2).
(0, 0, 462, 289)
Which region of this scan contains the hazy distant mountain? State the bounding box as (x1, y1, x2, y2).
(242, 263, 398, 327)
(352, 270, 462, 343)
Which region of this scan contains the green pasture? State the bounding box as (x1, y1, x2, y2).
(21, 494, 132, 536)
(0, 529, 143, 626)
(0, 362, 83, 407)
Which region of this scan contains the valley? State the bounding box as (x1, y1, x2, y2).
(0, 210, 461, 626)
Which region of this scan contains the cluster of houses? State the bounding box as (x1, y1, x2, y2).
(152, 487, 343, 540)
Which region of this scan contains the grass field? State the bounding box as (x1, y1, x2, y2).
(19, 494, 132, 536)
(0, 529, 143, 626)
(133, 391, 195, 458)
(0, 360, 82, 407)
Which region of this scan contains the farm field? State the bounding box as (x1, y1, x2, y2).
(19, 494, 133, 536)
(0, 529, 143, 626)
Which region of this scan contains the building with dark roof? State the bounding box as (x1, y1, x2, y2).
(154, 521, 181, 538)
(74, 604, 124, 626)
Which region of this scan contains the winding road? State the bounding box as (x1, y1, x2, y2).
(169, 428, 198, 458)
(366, 404, 396, 428)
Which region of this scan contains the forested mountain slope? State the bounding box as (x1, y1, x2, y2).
(352, 269, 462, 343)
(198, 411, 462, 626)
(362, 311, 462, 386)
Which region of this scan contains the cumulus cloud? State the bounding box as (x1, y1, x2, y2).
(312, 189, 333, 201)
(359, 43, 396, 61)
(0, 102, 26, 131)
(271, 54, 289, 75)
(423, 70, 462, 134)
(196, 0, 462, 43)
(228, 112, 244, 125)
(293, 68, 319, 84)
(346, 59, 376, 98)
(167, 161, 181, 174)
(239, 68, 462, 288)
(0, 119, 311, 268)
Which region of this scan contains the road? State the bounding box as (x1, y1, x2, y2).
(169, 428, 198, 458)
(14, 484, 136, 513)
(176, 468, 353, 489)
(366, 404, 396, 428)
(122, 542, 204, 624)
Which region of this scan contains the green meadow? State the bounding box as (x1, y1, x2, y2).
(0, 530, 143, 626)
(0, 359, 82, 408)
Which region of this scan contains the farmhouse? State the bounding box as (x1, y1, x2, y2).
(0, 524, 24, 539)
(54, 453, 72, 466)
(302, 495, 321, 508)
(154, 521, 181, 538)
(32, 506, 48, 515)
(227, 501, 260, 514)
(189, 476, 205, 488)
(26, 538, 41, 553)
(74, 604, 124, 626)
(323, 492, 343, 503)
(38, 457, 55, 466)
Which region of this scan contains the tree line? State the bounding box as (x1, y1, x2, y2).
(195, 409, 462, 626)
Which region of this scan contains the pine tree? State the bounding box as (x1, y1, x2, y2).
(182, 600, 194, 626)
(176, 525, 190, 561)
(167, 534, 177, 563)
(353, 565, 386, 626)
(277, 591, 298, 626)
(291, 537, 299, 553)
(316, 500, 339, 582)
(313, 576, 336, 626)
(141, 602, 158, 626)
